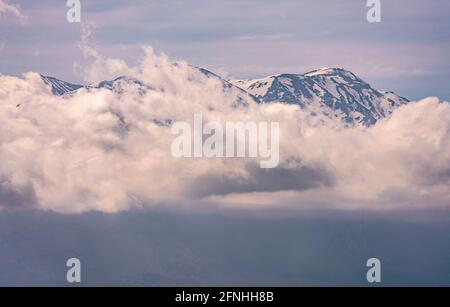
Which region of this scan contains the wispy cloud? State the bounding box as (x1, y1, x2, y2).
(0, 0, 25, 21)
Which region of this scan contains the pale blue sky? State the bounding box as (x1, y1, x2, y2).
(1, 0, 449, 100)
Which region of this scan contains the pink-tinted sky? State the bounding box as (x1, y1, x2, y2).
(1, 0, 449, 100)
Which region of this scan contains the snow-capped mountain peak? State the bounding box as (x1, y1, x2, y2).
(232, 68, 409, 126)
(304, 66, 357, 78)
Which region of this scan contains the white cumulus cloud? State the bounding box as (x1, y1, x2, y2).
(0, 47, 449, 213)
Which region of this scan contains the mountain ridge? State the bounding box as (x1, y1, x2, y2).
(41, 66, 409, 126)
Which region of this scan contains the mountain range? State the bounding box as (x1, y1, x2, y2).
(41, 67, 409, 126)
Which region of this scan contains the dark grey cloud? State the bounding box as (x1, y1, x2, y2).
(0, 180, 36, 209)
(414, 160, 450, 187)
(187, 162, 334, 198)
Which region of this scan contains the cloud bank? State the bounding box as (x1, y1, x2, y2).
(0, 47, 449, 213)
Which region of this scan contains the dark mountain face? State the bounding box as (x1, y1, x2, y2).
(40, 75, 84, 96)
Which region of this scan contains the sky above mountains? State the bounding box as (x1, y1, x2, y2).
(0, 0, 449, 101)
